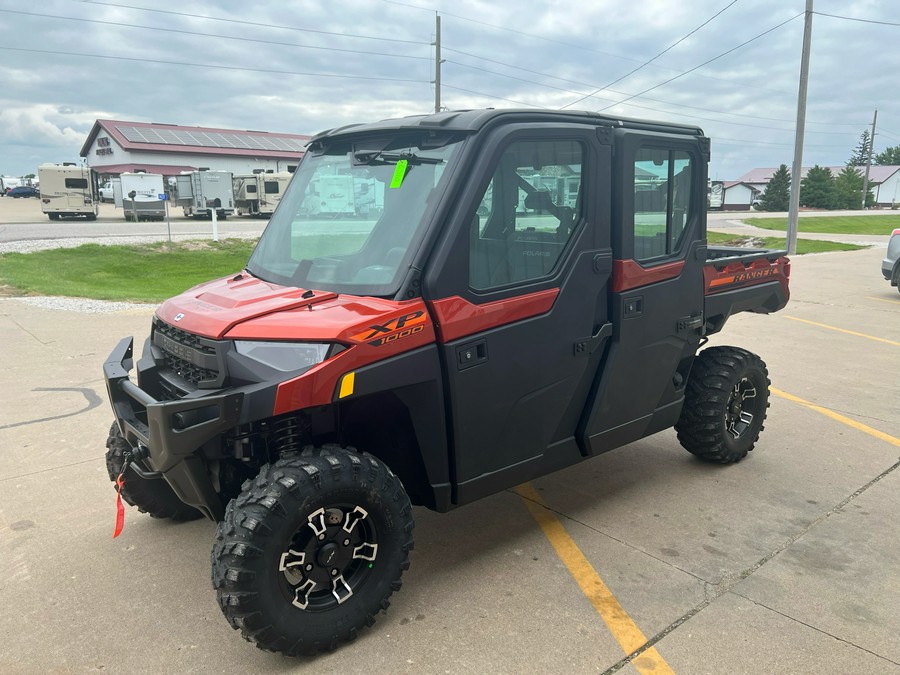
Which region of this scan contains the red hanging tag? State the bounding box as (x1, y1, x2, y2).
(113, 473, 126, 539)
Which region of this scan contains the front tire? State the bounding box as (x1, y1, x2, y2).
(675, 347, 770, 464)
(105, 423, 203, 520)
(212, 446, 414, 656)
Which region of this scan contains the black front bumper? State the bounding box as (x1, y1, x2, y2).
(103, 337, 244, 520)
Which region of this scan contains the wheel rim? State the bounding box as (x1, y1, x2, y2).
(277, 504, 378, 612)
(725, 377, 759, 439)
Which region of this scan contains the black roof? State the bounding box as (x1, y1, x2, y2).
(310, 108, 705, 144)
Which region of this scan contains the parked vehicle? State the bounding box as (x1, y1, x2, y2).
(113, 173, 166, 221)
(172, 170, 234, 219)
(100, 182, 114, 203)
(10, 185, 39, 198)
(233, 171, 292, 216)
(103, 108, 790, 656)
(882, 228, 900, 294)
(38, 163, 100, 220)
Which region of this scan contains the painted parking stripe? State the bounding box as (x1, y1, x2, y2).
(514, 483, 675, 675)
(784, 316, 900, 346)
(772, 387, 900, 447)
(865, 296, 900, 306)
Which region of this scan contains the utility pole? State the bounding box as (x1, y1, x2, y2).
(861, 109, 877, 209)
(787, 0, 813, 256)
(433, 14, 442, 114)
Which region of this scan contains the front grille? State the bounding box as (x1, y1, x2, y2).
(153, 318, 225, 388)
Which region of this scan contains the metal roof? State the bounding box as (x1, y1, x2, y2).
(81, 120, 311, 159)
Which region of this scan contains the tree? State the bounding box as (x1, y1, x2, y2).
(848, 130, 872, 166)
(800, 165, 837, 209)
(875, 145, 900, 165)
(759, 164, 791, 211)
(834, 165, 874, 209)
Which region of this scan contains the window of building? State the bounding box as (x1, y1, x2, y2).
(469, 139, 583, 290)
(633, 148, 692, 261)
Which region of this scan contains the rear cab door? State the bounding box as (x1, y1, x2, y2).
(578, 128, 709, 453)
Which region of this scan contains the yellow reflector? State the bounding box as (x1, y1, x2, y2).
(339, 372, 355, 399)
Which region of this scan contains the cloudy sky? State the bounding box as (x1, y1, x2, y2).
(0, 0, 897, 181)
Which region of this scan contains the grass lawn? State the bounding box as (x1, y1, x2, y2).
(741, 214, 900, 235)
(0, 240, 256, 303)
(0, 235, 866, 302)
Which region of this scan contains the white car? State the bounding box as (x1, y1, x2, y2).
(882, 228, 900, 294)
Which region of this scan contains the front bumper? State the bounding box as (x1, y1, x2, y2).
(103, 337, 243, 520)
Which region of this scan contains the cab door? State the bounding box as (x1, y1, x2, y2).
(578, 130, 707, 453)
(423, 125, 613, 505)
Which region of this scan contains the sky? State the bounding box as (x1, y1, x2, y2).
(0, 0, 898, 181)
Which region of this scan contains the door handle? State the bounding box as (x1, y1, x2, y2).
(574, 322, 612, 356)
(456, 339, 488, 371)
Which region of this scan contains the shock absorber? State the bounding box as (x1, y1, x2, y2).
(270, 415, 309, 457)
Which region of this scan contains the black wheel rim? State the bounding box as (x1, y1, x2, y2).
(725, 376, 760, 439)
(277, 504, 378, 612)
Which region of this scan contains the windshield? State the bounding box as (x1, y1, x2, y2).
(247, 134, 463, 297)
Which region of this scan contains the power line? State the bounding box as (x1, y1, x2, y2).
(2, 9, 432, 60)
(712, 137, 849, 148)
(561, 0, 739, 109)
(813, 12, 900, 28)
(381, 0, 793, 96)
(0, 46, 431, 82)
(75, 0, 430, 45)
(597, 12, 803, 112)
(445, 59, 859, 134)
(441, 83, 541, 108)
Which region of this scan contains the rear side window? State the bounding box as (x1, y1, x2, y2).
(65, 178, 89, 189)
(633, 148, 692, 261)
(469, 139, 583, 290)
(264, 181, 280, 194)
(246, 184, 257, 194)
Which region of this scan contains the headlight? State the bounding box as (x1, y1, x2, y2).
(233, 341, 332, 372)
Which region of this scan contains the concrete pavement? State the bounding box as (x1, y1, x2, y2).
(0, 246, 898, 673)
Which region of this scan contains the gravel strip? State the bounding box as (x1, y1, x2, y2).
(14, 296, 155, 314)
(0, 233, 260, 254)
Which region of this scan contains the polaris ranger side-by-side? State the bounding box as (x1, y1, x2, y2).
(103, 109, 790, 656)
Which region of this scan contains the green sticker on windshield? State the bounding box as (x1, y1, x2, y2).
(389, 159, 408, 188)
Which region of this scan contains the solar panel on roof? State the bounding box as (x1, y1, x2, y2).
(113, 124, 304, 152)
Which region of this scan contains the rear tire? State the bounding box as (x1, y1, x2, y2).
(105, 423, 203, 521)
(212, 446, 414, 656)
(676, 346, 770, 464)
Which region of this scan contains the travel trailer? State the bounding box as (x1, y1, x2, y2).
(233, 172, 292, 216)
(114, 172, 166, 221)
(38, 163, 100, 220)
(172, 170, 235, 219)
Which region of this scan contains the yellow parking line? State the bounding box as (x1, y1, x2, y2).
(771, 387, 900, 448)
(514, 483, 675, 675)
(865, 296, 900, 306)
(784, 316, 900, 347)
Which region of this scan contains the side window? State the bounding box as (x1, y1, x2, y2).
(469, 139, 583, 290)
(65, 178, 89, 189)
(633, 148, 692, 261)
(264, 181, 280, 194)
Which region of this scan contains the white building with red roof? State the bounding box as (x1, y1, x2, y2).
(80, 119, 311, 179)
(723, 165, 900, 210)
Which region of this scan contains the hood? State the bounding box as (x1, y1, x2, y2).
(156, 274, 338, 339)
(155, 273, 429, 346)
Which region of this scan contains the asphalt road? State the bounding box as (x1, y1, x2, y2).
(0, 244, 898, 673)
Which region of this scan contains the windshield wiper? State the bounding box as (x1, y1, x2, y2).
(352, 150, 443, 167)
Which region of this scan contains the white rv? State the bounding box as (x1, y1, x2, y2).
(114, 173, 166, 221)
(173, 170, 235, 219)
(233, 172, 292, 217)
(38, 163, 99, 220)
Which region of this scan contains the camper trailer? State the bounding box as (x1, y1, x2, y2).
(114, 173, 166, 221)
(172, 170, 235, 219)
(233, 172, 292, 217)
(38, 163, 100, 220)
